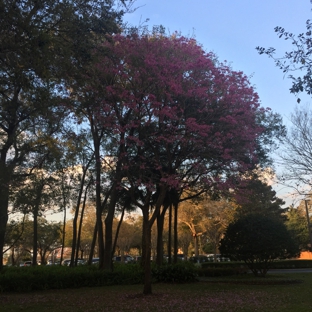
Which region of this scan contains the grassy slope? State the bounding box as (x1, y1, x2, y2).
(0, 273, 311, 312)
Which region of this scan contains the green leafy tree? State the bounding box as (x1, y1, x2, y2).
(219, 214, 300, 277)
(285, 205, 310, 251)
(4, 218, 27, 265)
(36, 219, 62, 265)
(13, 164, 59, 266)
(256, 7, 312, 102)
(0, 0, 130, 269)
(233, 172, 286, 221)
(0, 0, 132, 269)
(178, 198, 206, 257)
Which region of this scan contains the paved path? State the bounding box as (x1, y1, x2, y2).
(267, 268, 312, 274)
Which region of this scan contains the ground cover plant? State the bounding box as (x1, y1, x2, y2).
(0, 272, 311, 312)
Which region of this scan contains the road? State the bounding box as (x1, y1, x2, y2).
(267, 268, 312, 274)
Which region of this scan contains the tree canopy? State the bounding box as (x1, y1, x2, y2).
(219, 214, 300, 276)
(285, 205, 311, 251)
(273, 104, 312, 198)
(0, 0, 131, 269)
(256, 7, 312, 102)
(1, 5, 286, 294)
(233, 172, 285, 221)
(76, 32, 284, 293)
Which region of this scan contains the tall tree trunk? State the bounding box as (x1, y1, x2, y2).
(60, 203, 67, 266)
(88, 223, 98, 265)
(70, 174, 85, 267)
(140, 186, 167, 295)
(156, 204, 168, 266)
(93, 132, 105, 269)
(75, 183, 90, 265)
(173, 200, 178, 264)
(32, 206, 38, 266)
(194, 235, 199, 257)
(142, 208, 152, 295)
(112, 208, 125, 262)
(0, 192, 8, 269)
(167, 203, 172, 264)
(103, 153, 123, 271)
(0, 160, 9, 270)
(103, 188, 118, 271)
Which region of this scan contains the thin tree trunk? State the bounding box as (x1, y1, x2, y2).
(194, 235, 199, 257)
(103, 158, 123, 271)
(103, 192, 116, 270)
(32, 206, 38, 266)
(32, 183, 43, 267)
(173, 201, 178, 264)
(141, 187, 167, 295)
(94, 136, 105, 269)
(156, 204, 168, 266)
(60, 204, 66, 266)
(0, 162, 9, 270)
(87, 223, 98, 265)
(112, 208, 125, 261)
(75, 182, 90, 265)
(142, 208, 152, 295)
(70, 172, 86, 267)
(167, 203, 172, 264)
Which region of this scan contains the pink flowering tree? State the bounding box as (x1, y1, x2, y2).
(81, 32, 280, 294)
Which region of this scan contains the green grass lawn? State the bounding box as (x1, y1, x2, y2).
(0, 272, 311, 312)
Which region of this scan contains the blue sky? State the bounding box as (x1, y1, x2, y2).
(124, 1, 312, 206)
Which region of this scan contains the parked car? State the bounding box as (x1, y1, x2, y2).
(177, 254, 186, 261)
(23, 261, 32, 267)
(61, 259, 71, 266)
(207, 254, 231, 262)
(188, 255, 210, 264)
(113, 255, 134, 264)
(47, 260, 56, 265)
(134, 256, 142, 263)
(62, 258, 85, 266)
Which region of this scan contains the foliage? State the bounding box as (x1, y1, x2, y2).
(197, 266, 246, 277)
(257, 13, 312, 102)
(81, 31, 280, 293)
(219, 214, 300, 277)
(233, 172, 285, 221)
(151, 262, 197, 283)
(178, 194, 233, 257)
(91, 33, 280, 191)
(0, 0, 130, 269)
(285, 205, 311, 251)
(4, 218, 61, 265)
(0, 264, 144, 293)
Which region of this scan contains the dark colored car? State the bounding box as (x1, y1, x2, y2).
(188, 255, 210, 263)
(113, 255, 134, 264)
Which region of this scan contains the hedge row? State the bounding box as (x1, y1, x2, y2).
(201, 259, 312, 269)
(2, 260, 311, 293)
(0, 262, 198, 293)
(0, 264, 144, 293)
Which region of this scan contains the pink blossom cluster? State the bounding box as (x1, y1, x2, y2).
(84, 33, 267, 192)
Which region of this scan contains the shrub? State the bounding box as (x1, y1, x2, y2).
(0, 263, 144, 293)
(152, 261, 197, 283)
(219, 214, 300, 277)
